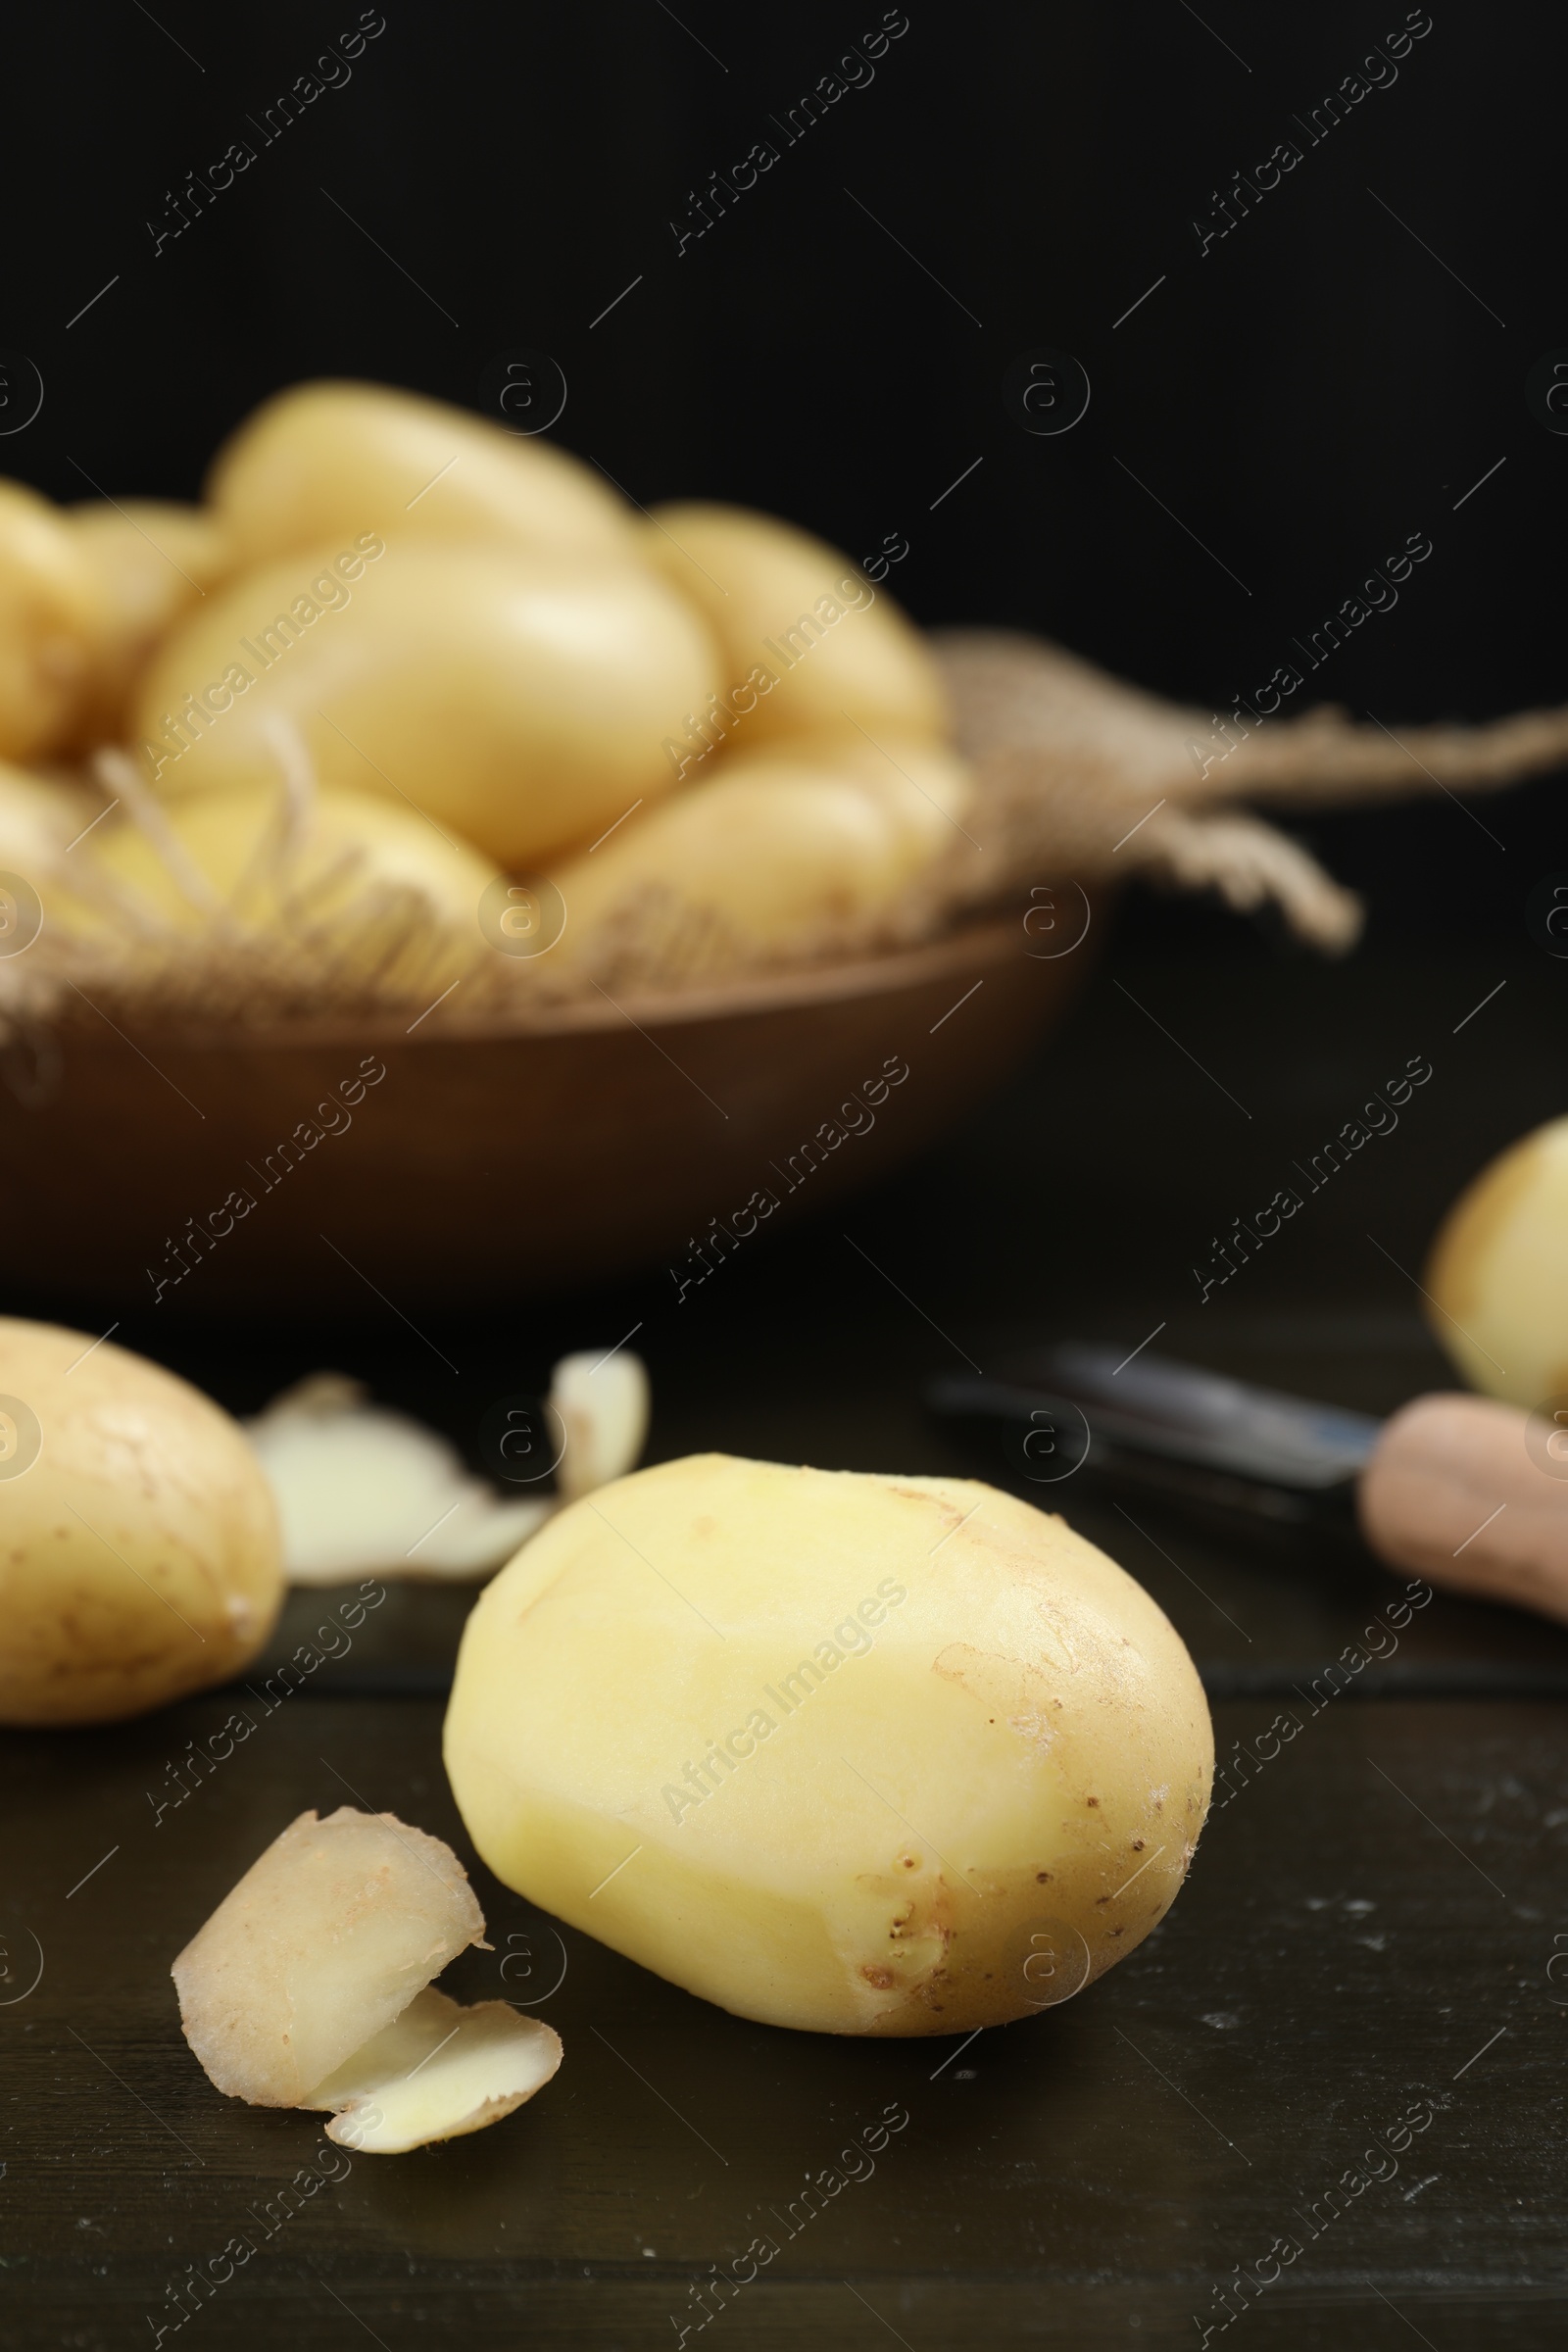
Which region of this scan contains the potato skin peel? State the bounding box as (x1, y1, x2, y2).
(172, 1808, 485, 2108)
(444, 1455, 1213, 2037)
(0, 1316, 283, 1726)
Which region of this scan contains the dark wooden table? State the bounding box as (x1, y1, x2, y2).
(7, 924, 1567, 2349)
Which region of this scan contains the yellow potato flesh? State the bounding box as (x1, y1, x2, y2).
(0, 1317, 283, 1726)
(644, 502, 948, 751)
(444, 1455, 1212, 2036)
(207, 378, 635, 568)
(1426, 1115, 1568, 1404)
(66, 501, 233, 741)
(309, 1985, 563, 2152)
(0, 481, 110, 759)
(131, 540, 719, 866)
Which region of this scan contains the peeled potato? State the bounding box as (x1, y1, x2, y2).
(65, 500, 233, 742)
(208, 379, 634, 568)
(644, 502, 947, 750)
(444, 1456, 1211, 2036)
(1426, 1116, 1568, 1405)
(0, 481, 109, 759)
(0, 1317, 283, 1726)
(547, 752, 951, 977)
(66, 778, 497, 987)
(131, 541, 719, 866)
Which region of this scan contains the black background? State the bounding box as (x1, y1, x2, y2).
(5, 0, 1559, 946)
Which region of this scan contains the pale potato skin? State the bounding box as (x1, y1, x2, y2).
(65, 781, 498, 993)
(65, 501, 233, 743)
(547, 740, 980, 974)
(131, 540, 720, 866)
(645, 503, 948, 748)
(0, 1318, 283, 1726)
(0, 480, 110, 759)
(548, 760, 919, 972)
(207, 379, 635, 568)
(172, 1809, 484, 2108)
(445, 1456, 1212, 2037)
(1426, 1116, 1568, 1405)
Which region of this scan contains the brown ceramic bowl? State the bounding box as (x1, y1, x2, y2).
(0, 913, 1095, 1317)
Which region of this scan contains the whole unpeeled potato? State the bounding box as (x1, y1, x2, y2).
(0, 1318, 283, 1725)
(1426, 1116, 1568, 1406)
(57, 779, 499, 993)
(65, 500, 233, 743)
(445, 1455, 1211, 2036)
(547, 754, 940, 980)
(131, 540, 719, 866)
(207, 379, 636, 567)
(0, 481, 110, 760)
(644, 503, 948, 749)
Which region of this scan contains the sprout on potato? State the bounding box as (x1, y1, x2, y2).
(172, 1807, 562, 2151)
(0, 1316, 283, 1727)
(445, 1455, 1212, 2036)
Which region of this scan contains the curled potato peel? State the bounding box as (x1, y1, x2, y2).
(172, 1807, 563, 2152)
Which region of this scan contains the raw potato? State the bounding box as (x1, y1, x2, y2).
(66, 775, 498, 987)
(132, 540, 719, 866)
(1425, 1116, 1568, 1406)
(645, 502, 948, 749)
(0, 1317, 283, 1727)
(445, 1455, 1212, 2036)
(65, 501, 233, 742)
(547, 753, 954, 978)
(172, 1808, 484, 2107)
(208, 379, 635, 568)
(0, 481, 109, 759)
(308, 1985, 563, 2153)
